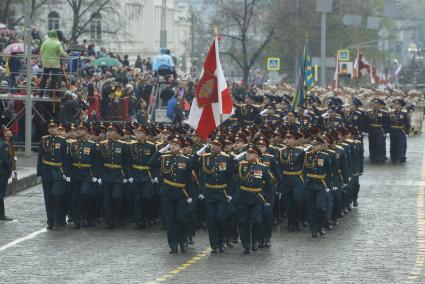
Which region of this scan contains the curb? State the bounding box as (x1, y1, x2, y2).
(5, 174, 41, 197)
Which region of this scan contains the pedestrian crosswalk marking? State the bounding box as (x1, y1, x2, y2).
(147, 247, 210, 284)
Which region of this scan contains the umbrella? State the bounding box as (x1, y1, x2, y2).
(3, 42, 24, 54)
(67, 43, 86, 52)
(90, 56, 122, 67)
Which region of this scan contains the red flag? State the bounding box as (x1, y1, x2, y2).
(187, 37, 233, 139)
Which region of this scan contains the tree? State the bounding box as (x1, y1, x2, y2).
(66, 0, 117, 42)
(204, 0, 276, 82)
(1, 0, 49, 28)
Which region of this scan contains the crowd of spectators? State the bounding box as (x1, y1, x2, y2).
(0, 27, 197, 142)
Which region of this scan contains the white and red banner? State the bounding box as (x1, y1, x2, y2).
(332, 54, 340, 89)
(187, 36, 233, 139)
(353, 52, 387, 85)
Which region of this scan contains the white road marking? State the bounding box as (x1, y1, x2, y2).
(0, 228, 47, 252)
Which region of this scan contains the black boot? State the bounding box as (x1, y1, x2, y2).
(0, 198, 13, 221)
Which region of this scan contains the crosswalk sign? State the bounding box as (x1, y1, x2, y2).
(338, 50, 350, 61)
(267, 58, 280, 71)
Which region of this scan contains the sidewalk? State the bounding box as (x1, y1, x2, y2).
(5, 152, 40, 197)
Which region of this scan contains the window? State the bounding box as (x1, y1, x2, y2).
(48, 11, 60, 30)
(90, 13, 102, 40)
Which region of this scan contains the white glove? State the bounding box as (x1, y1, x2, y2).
(12, 171, 17, 179)
(196, 144, 209, 156)
(187, 198, 193, 204)
(260, 108, 268, 116)
(303, 145, 313, 152)
(325, 188, 330, 193)
(128, 178, 134, 183)
(151, 177, 158, 184)
(333, 187, 338, 191)
(66, 176, 71, 183)
(234, 151, 247, 161)
(92, 177, 98, 183)
(265, 202, 271, 206)
(226, 195, 232, 202)
(123, 178, 128, 184)
(62, 174, 67, 181)
(159, 143, 170, 154)
(97, 178, 102, 185)
(198, 194, 205, 200)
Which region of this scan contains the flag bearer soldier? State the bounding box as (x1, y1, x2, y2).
(303, 137, 333, 238)
(67, 123, 99, 228)
(98, 124, 128, 229)
(279, 131, 305, 232)
(127, 125, 157, 229)
(0, 127, 16, 221)
(148, 135, 195, 254)
(195, 136, 234, 253)
(37, 120, 70, 230)
(366, 98, 389, 164)
(389, 99, 410, 164)
(236, 144, 273, 254)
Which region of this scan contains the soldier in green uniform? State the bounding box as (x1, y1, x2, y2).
(303, 137, 333, 237)
(98, 124, 128, 229)
(67, 123, 99, 228)
(279, 131, 305, 231)
(148, 135, 195, 253)
(127, 125, 157, 229)
(236, 144, 273, 254)
(37, 120, 70, 230)
(195, 137, 234, 253)
(255, 136, 283, 248)
(0, 127, 14, 221)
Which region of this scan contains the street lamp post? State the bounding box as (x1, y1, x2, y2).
(24, 2, 33, 157)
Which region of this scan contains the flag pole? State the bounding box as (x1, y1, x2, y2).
(213, 25, 224, 125)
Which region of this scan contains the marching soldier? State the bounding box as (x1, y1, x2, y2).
(279, 131, 305, 232)
(37, 120, 69, 230)
(98, 124, 128, 229)
(389, 99, 410, 164)
(148, 135, 195, 253)
(0, 127, 16, 221)
(127, 125, 157, 229)
(236, 144, 273, 254)
(303, 137, 333, 238)
(67, 123, 99, 228)
(255, 136, 283, 248)
(195, 137, 234, 253)
(366, 98, 389, 164)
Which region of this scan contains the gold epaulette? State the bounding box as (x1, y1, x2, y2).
(87, 140, 96, 144)
(146, 141, 156, 145)
(42, 135, 50, 139)
(201, 153, 211, 156)
(117, 140, 127, 144)
(263, 153, 274, 158)
(100, 140, 108, 144)
(335, 145, 344, 150)
(126, 140, 138, 145)
(220, 152, 230, 157)
(295, 146, 305, 150)
(326, 149, 336, 153)
(67, 139, 77, 143)
(345, 139, 354, 143)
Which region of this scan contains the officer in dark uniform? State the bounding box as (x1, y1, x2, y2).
(284, 112, 301, 132)
(279, 131, 305, 231)
(344, 98, 366, 173)
(303, 137, 333, 237)
(389, 99, 410, 164)
(366, 98, 389, 164)
(196, 137, 234, 253)
(98, 124, 128, 229)
(236, 144, 273, 254)
(255, 136, 283, 248)
(148, 135, 195, 254)
(0, 127, 14, 221)
(127, 125, 157, 229)
(37, 120, 69, 230)
(68, 123, 99, 228)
